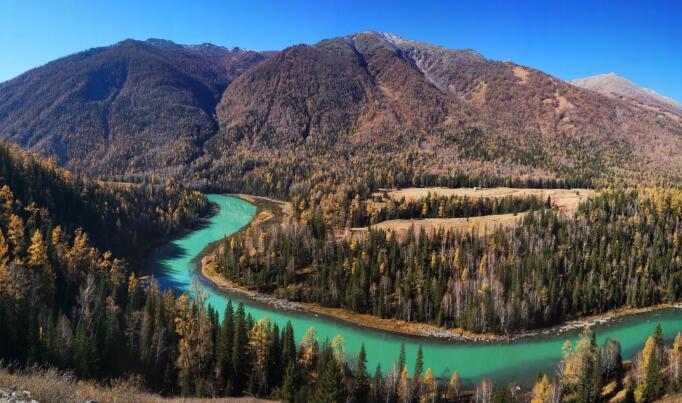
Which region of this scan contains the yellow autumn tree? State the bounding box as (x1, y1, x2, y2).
(7, 213, 25, 257)
(27, 229, 55, 299)
(420, 368, 436, 403)
(174, 293, 213, 395)
(0, 230, 11, 296)
(28, 230, 49, 268)
(397, 366, 411, 403)
(331, 334, 345, 366)
(670, 333, 682, 389)
(249, 317, 272, 394)
(446, 370, 460, 401)
(299, 327, 318, 368)
(531, 374, 554, 403)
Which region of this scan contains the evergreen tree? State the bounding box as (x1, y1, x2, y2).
(414, 345, 424, 378)
(355, 344, 369, 403)
(282, 321, 297, 369)
(217, 300, 234, 393)
(370, 364, 384, 403)
(492, 385, 515, 403)
(397, 343, 406, 373)
(231, 303, 249, 395)
(280, 361, 300, 402)
(312, 356, 345, 403)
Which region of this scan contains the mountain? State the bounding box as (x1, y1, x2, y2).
(572, 72, 682, 119)
(212, 32, 682, 189)
(1, 32, 682, 191)
(0, 39, 269, 176)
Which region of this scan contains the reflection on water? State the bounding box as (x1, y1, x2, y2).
(147, 194, 682, 385)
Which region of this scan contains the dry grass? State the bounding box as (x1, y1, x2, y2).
(351, 212, 525, 240)
(374, 187, 594, 214)
(512, 66, 529, 85)
(0, 366, 276, 403)
(469, 79, 488, 106)
(354, 187, 596, 240)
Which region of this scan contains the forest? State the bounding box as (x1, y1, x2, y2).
(215, 189, 682, 334)
(1, 139, 682, 402)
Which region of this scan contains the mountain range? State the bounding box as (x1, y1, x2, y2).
(1, 32, 681, 190)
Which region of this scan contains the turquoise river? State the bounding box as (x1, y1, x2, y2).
(146, 194, 682, 386)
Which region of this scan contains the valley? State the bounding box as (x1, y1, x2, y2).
(148, 193, 682, 389)
(1, 20, 682, 402)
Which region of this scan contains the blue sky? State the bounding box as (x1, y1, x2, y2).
(2, 1, 681, 101)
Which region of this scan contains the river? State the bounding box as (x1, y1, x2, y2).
(146, 194, 682, 386)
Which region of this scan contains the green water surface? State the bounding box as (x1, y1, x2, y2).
(146, 194, 682, 386)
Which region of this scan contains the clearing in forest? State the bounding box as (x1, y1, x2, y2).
(373, 187, 594, 214)
(352, 187, 596, 239)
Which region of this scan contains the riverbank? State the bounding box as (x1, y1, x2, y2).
(196, 194, 682, 343)
(189, 194, 292, 275)
(202, 260, 682, 342)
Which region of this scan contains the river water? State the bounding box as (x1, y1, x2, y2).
(146, 194, 682, 386)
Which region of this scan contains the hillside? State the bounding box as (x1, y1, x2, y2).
(0, 39, 268, 177)
(211, 32, 682, 191)
(572, 72, 682, 119)
(2, 32, 682, 193)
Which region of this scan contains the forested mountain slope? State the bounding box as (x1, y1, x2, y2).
(0, 39, 268, 177)
(2, 32, 682, 194)
(210, 32, 682, 193)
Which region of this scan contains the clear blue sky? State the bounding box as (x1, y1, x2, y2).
(2, 1, 681, 101)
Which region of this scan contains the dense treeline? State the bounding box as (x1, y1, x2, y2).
(2, 140, 681, 402)
(342, 193, 546, 228)
(216, 189, 682, 334)
(202, 155, 592, 202)
(0, 141, 206, 369)
(0, 142, 210, 264)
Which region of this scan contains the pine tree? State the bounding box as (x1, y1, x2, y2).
(268, 322, 283, 392)
(397, 343, 406, 374)
(370, 364, 384, 403)
(355, 344, 369, 403)
(312, 356, 345, 403)
(492, 385, 515, 403)
(281, 321, 297, 369)
(414, 345, 424, 378)
(231, 303, 249, 395)
(217, 301, 234, 393)
(280, 361, 300, 402)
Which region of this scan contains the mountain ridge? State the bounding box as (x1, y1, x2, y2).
(1, 32, 681, 191)
(571, 72, 682, 119)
